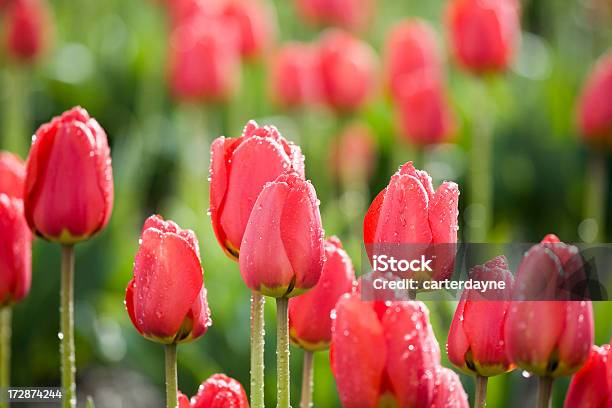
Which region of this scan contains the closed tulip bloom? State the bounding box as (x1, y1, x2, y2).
(221, 0, 277, 58)
(564, 344, 612, 408)
(318, 29, 378, 112)
(209, 120, 304, 260)
(3, 0, 51, 62)
(446, 0, 520, 74)
(125, 215, 211, 344)
(239, 172, 325, 297)
(289, 236, 356, 351)
(24, 106, 114, 244)
(577, 51, 612, 146)
(447, 256, 515, 377)
(190, 374, 249, 408)
(505, 235, 594, 377)
(432, 367, 470, 408)
(0, 152, 25, 199)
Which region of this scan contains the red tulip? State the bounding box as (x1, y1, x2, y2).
(165, 0, 221, 26)
(190, 374, 249, 408)
(432, 367, 470, 408)
(331, 292, 445, 408)
(178, 392, 191, 408)
(330, 123, 376, 187)
(168, 15, 241, 102)
(295, 0, 375, 32)
(447, 256, 515, 377)
(125, 215, 211, 344)
(446, 0, 520, 74)
(269, 42, 323, 108)
(504, 235, 594, 377)
(289, 236, 355, 351)
(209, 120, 305, 260)
(24, 106, 114, 244)
(564, 344, 612, 408)
(577, 51, 612, 146)
(384, 19, 442, 99)
(0, 152, 25, 199)
(3, 0, 51, 62)
(318, 29, 378, 112)
(220, 0, 277, 58)
(239, 171, 324, 298)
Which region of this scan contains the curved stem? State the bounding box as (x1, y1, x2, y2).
(0, 307, 11, 408)
(299, 351, 314, 408)
(276, 298, 290, 408)
(250, 292, 265, 408)
(165, 344, 178, 408)
(61, 245, 76, 408)
(474, 375, 488, 408)
(537, 376, 553, 408)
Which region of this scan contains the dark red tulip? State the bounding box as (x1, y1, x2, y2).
(295, 0, 375, 32)
(446, 0, 520, 74)
(0, 152, 25, 199)
(220, 0, 277, 58)
(447, 256, 515, 377)
(24, 107, 114, 244)
(239, 171, 324, 298)
(318, 29, 378, 112)
(125, 215, 211, 344)
(190, 374, 249, 408)
(289, 236, 355, 351)
(209, 120, 304, 260)
(330, 123, 376, 187)
(269, 42, 323, 108)
(432, 367, 470, 408)
(577, 51, 612, 146)
(564, 343, 612, 408)
(504, 235, 594, 377)
(3, 0, 51, 62)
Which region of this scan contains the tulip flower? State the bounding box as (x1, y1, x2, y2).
(432, 367, 470, 408)
(318, 29, 378, 112)
(0, 152, 25, 199)
(0, 195, 31, 306)
(295, 0, 375, 32)
(178, 392, 191, 408)
(564, 344, 612, 408)
(190, 374, 249, 408)
(125, 215, 211, 408)
(3, 0, 52, 62)
(578, 51, 612, 145)
(445, 0, 520, 74)
(220, 0, 277, 59)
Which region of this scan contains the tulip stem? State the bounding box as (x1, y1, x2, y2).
(299, 351, 314, 408)
(164, 344, 178, 408)
(60, 245, 76, 408)
(585, 150, 607, 242)
(0, 307, 11, 408)
(474, 375, 488, 408)
(250, 292, 265, 408)
(537, 376, 553, 408)
(276, 298, 290, 408)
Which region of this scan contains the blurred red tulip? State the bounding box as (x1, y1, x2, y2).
(318, 29, 378, 112)
(295, 0, 375, 32)
(0, 152, 25, 199)
(168, 15, 241, 102)
(504, 235, 594, 377)
(447, 256, 515, 377)
(239, 171, 325, 298)
(577, 51, 612, 146)
(3, 0, 52, 63)
(432, 367, 470, 408)
(24, 107, 114, 244)
(220, 0, 277, 58)
(384, 18, 442, 99)
(190, 374, 249, 408)
(269, 42, 323, 108)
(209, 120, 304, 260)
(165, 0, 221, 27)
(289, 236, 356, 351)
(331, 123, 376, 187)
(446, 0, 520, 74)
(564, 344, 612, 408)
(125, 215, 211, 344)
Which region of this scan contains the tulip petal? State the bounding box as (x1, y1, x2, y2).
(124, 278, 142, 335)
(556, 300, 594, 376)
(432, 367, 469, 408)
(363, 188, 385, 245)
(429, 181, 459, 244)
(564, 345, 611, 408)
(447, 298, 471, 373)
(0, 152, 25, 199)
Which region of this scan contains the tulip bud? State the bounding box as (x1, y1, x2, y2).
(446, 0, 520, 74)
(190, 374, 249, 408)
(564, 344, 612, 408)
(577, 51, 612, 146)
(330, 123, 376, 187)
(318, 29, 378, 112)
(447, 256, 515, 377)
(209, 120, 304, 260)
(269, 42, 323, 108)
(125, 215, 211, 344)
(3, 0, 52, 63)
(220, 0, 277, 58)
(289, 236, 356, 351)
(0, 152, 26, 199)
(239, 171, 325, 298)
(432, 367, 470, 408)
(504, 235, 594, 377)
(168, 15, 241, 102)
(24, 106, 114, 244)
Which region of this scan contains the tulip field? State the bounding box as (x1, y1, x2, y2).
(1, 0, 612, 407)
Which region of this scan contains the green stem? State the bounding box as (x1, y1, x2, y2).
(299, 351, 314, 408)
(276, 298, 290, 408)
(537, 376, 553, 408)
(165, 344, 178, 408)
(1, 66, 28, 157)
(250, 292, 265, 408)
(60, 245, 76, 408)
(0, 307, 11, 408)
(474, 375, 488, 408)
(585, 151, 607, 242)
